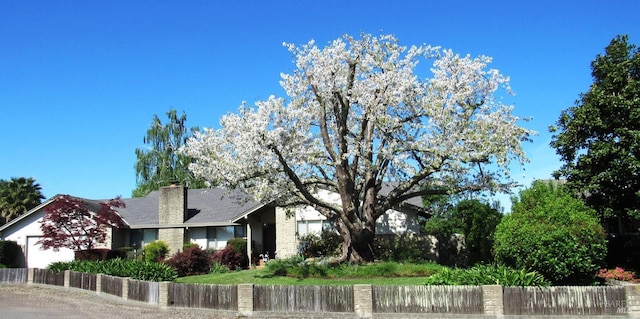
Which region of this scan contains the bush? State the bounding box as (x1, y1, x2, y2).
(211, 245, 245, 271)
(226, 238, 248, 268)
(264, 255, 328, 278)
(493, 181, 607, 285)
(75, 249, 127, 261)
(48, 258, 177, 282)
(597, 267, 636, 282)
(423, 200, 502, 266)
(297, 230, 342, 258)
(209, 262, 230, 274)
(0, 263, 6, 268)
(0, 240, 21, 267)
(374, 234, 436, 263)
(143, 240, 169, 262)
(182, 242, 200, 250)
(424, 265, 550, 287)
(165, 246, 213, 277)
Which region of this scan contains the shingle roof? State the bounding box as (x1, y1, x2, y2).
(115, 188, 265, 228)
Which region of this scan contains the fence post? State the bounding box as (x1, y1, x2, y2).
(482, 285, 504, 317)
(122, 277, 130, 300)
(27, 268, 35, 284)
(158, 282, 170, 308)
(625, 284, 640, 316)
(95, 274, 102, 294)
(63, 270, 71, 288)
(354, 284, 373, 318)
(237, 284, 254, 316)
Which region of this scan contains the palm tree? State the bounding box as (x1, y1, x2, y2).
(0, 177, 45, 224)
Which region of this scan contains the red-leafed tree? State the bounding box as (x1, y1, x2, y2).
(37, 195, 126, 251)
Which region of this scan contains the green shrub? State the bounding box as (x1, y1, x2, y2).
(226, 238, 248, 268)
(298, 230, 342, 258)
(143, 240, 169, 262)
(48, 258, 177, 282)
(182, 242, 200, 250)
(0, 263, 6, 268)
(423, 200, 502, 266)
(209, 262, 230, 274)
(0, 240, 21, 267)
(493, 181, 607, 285)
(424, 265, 550, 287)
(374, 234, 436, 263)
(165, 246, 213, 277)
(211, 245, 245, 271)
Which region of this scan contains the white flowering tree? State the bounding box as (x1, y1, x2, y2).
(181, 33, 532, 263)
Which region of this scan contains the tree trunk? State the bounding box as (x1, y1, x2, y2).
(336, 217, 376, 263)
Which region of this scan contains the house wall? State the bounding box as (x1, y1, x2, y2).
(1, 208, 75, 268)
(275, 207, 297, 258)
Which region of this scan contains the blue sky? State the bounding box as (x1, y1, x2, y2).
(1, 1, 639, 211)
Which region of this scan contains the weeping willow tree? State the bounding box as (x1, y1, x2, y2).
(133, 109, 208, 197)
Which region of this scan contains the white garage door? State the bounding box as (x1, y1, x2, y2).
(26, 236, 74, 269)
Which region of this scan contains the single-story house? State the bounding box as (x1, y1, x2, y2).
(0, 184, 427, 268)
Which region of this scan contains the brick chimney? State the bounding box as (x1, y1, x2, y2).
(157, 184, 187, 254)
(159, 184, 187, 224)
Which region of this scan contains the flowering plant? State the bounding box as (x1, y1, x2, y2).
(597, 267, 635, 281)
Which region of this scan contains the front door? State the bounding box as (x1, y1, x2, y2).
(263, 223, 276, 259)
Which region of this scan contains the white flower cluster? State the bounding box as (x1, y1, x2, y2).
(179, 33, 533, 211)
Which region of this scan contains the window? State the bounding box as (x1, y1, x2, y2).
(207, 225, 245, 250)
(297, 220, 332, 237)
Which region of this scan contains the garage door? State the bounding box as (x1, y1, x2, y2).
(26, 236, 74, 269)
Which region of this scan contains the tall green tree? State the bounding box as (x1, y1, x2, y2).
(550, 35, 640, 232)
(494, 180, 606, 284)
(133, 109, 208, 197)
(0, 177, 45, 225)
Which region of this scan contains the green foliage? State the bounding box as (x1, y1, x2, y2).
(165, 246, 213, 277)
(211, 245, 246, 270)
(265, 257, 443, 279)
(143, 240, 169, 262)
(493, 181, 607, 285)
(297, 230, 342, 258)
(0, 240, 21, 268)
(550, 35, 640, 225)
(182, 242, 199, 250)
(48, 259, 177, 282)
(0, 177, 45, 224)
(424, 265, 550, 287)
(209, 262, 230, 274)
(423, 199, 501, 266)
(133, 109, 209, 197)
(374, 234, 435, 263)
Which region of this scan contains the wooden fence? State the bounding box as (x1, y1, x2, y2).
(69, 271, 96, 291)
(504, 286, 628, 316)
(253, 285, 354, 313)
(1, 269, 638, 317)
(0, 268, 27, 283)
(168, 283, 237, 310)
(100, 274, 123, 297)
(32, 268, 64, 286)
(128, 278, 159, 304)
(373, 285, 483, 314)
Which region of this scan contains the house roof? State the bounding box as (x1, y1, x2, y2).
(116, 188, 266, 228)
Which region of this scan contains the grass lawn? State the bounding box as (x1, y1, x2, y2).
(176, 261, 444, 286)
